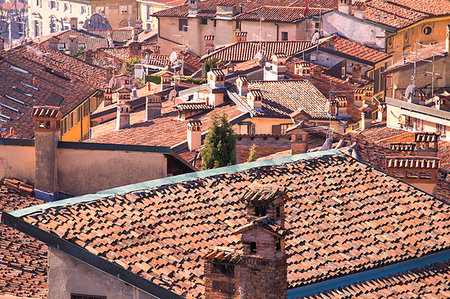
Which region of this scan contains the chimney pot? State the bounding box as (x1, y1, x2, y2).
(235, 31, 247, 42)
(146, 95, 162, 120)
(204, 34, 215, 54)
(338, 0, 351, 14)
(116, 101, 131, 130)
(236, 75, 248, 96)
(69, 17, 78, 30)
(247, 89, 263, 110)
(187, 120, 202, 151)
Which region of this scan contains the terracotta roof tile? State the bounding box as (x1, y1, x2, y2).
(17, 153, 450, 298)
(234, 6, 331, 22)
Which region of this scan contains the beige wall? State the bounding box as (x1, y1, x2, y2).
(91, 0, 138, 29)
(0, 144, 35, 184)
(57, 147, 167, 195)
(241, 21, 297, 42)
(48, 247, 156, 299)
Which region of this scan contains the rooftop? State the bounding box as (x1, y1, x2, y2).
(6, 150, 450, 298)
(234, 6, 331, 23)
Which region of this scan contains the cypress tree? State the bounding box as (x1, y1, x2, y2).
(201, 113, 236, 170)
(247, 144, 257, 162)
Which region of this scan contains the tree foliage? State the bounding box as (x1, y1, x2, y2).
(201, 113, 236, 170)
(247, 144, 257, 162)
(202, 58, 219, 78)
(122, 57, 141, 74)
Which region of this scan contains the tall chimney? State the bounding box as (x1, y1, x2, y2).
(338, 0, 351, 14)
(204, 34, 215, 54)
(236, 75, 248, 96)
(247, 89, 263, 110)
(361, 108, 372, 130)
(160, 71, 173, 91)
(353, 2, 366, 19)
(188, 0, 200, 17)
(116, 101, 131, 130)
(287, 123, 309, 155)
(32, 106, 62, 201)
(69, 17, 78, 30)
(414, 132, 439, 157)
(146, 95, 162, 120)
(336, 97, 348, 116)
(264, 53, 287, 81)
(187, 120, 202, 151)
(235, 31, 247, 42)
(68, 35, 78, 56)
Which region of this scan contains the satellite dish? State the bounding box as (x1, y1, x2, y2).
(405, 84, 415, 100)
(253, 51, 262, 60)
(311, 32, 320, 44)
(169, 88, 177, 102)
(169, 51, 177, 64)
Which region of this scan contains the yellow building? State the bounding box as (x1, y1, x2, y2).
(137, 0, 185, 31)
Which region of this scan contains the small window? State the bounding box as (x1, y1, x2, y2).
(423, 26, 432, 35)
(250, 242, 257, 253)
(35, 0, 41, 7)
(236, 21, 241, 30)
(96, 6, 105, 14)
(81, 6, 88, 14)
(78, 43, 86, 50)
(179, 19, 188, 31)
(314, 21, 320, 32)
(281, 31, 288, 41)
(119, 5, 128, 14)
(49, 0, 56, 9)
(214, 20, 217, 27)
(387, 37, 393, 48)
(419, 171, 432, 179)
(64, 3, 69, 11)
(276, 238, 281, 251)
(71, 294, 106, 299)
(276, 206, 280, 217)
(200, 18, 207, 25)
(58, 43, 66, 51)
(280, 124, 291, 135)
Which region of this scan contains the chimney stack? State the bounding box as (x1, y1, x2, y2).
(188, 0, 200, 16)
(415, 132, 439, 157)
(247, 89, 263, 110)
(352, 64, 362, 80)
(287, 123, 309, 155)
(104, 88, 113, 106)
(146, 95, 162, 120)
(235, 31, 247, 42)
(32, 106, 62, 201)
(48, 36, 58, 51)
(204, 34, 215, 54)
(353, 2, 366, 19)
(361, 108, 372, 130)
(338, 0, 351, 14)
(236, 75, 248, 96)
(116, 101, 131, 130)
(207, 69, 225, 89)
(160, 71, 173, 91)
(69, 17, 78, 30)
(385, 156, 440, 195)
(294, 61, 311, 76)
(129, 42, 142, 58)
(68, 35, 78, 56)
(187, 120, 202, 151)
(336, 97, 348, 116)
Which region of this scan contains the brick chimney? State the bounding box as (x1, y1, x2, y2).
(207, 69, 225, 89)
(287, 122, 309, 155)
(187, 120, 202, 151)
(294, 61, 311, 76)
(32, 106, 62, 201)
(326, 97, 337, 116)
(235, 31, 247, 42)
(247, 89, 263, 110)
(353, 2, 366, 19)
(104, 88, 113, 106)
(236, 75, 248, 96)
(69, 17, 78, 30)
(361, 108, 372, 130)
(385, 156, 440, 195)
(129, 42, 142, 59)
(415, 132, 439, 157)
(68, 35, 78, 56)
(338, 0, 351, 14)
(188, 0, 200, 16)
(116, 101, 131, 130)
(204, 34, 215, 54)
(336, 97, 348, 116)
(352, 63, 362, 80)
(160, 71, 173, 91)
(265, 53, 287, 81)
(146, 95, 162, 120)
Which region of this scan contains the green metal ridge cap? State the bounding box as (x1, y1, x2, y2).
(10, 149, 344, 218)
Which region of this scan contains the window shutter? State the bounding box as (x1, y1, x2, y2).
(272, 124, 281, 135)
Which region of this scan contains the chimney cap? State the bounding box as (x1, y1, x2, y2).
(188, 119, 202, 128)
(248, 89, 264, 98)
(415, 132, 440, 143)
(235, 31, 248, 37)
(234, 216, 288, 237)
(32, 106, 61, 118)
(204, 34, 215, 40)
(237, 75, 248, 83)
(210, 68, 225, 77)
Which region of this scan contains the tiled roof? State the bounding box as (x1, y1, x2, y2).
(306, 260, 450, 298)
(319, 35, 391, 65)
(386, 156, 440, 169)
(88, 100, 245, 147)
(175, 102, 213, 112)
(0, 182, 47, 298)
(234, 6, 331, 22)
(200, 40, 315, 62)
(0, 44, 104, 138)
(13, 152, 450, 298)
(232, 80, 334, 119)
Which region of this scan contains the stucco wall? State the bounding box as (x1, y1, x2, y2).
(48, 247, 156, 299)
(57, 148, 167, 195)
(0, 144, 35, 183)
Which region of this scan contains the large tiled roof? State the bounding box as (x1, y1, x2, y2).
(0, 44, 104, 138)
(232, 80, 334, 119)
(306, 260, 450, 298)
(200, 40, 315, 62)
(319, 35, 391, 65)
(12, 152, 450, 298)
(0, 183, 47, 298)
(234, 6, 331, 22)
(154, 0, 337, 18)
(88, 100, 245, 147)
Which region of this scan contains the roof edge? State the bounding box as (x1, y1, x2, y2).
(9, 149, 344, 218)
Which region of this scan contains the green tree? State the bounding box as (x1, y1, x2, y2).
(201, 113, 236, 170)
(247, 144, 257, 162)
(122, 57, 141, 74)
(202, 58, 219, 78)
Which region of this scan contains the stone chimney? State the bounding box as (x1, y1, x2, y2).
(294, 61, 311, 76)
(338, 0, 351, 14)
(287, 122, 309, 155)
(446, 24, 450, 54)
(188, 0, 200, 16)
(146, 95, 162, 120)
(204, 34, 215, 54)
(32, 106, 62, 201)
(207, 68, 225, 89)
(116, 101, 131, 130)
(247, 89, 263, 110)
(385, 156, 440, 195)
(68, 35, 78, 56)
(353, 2, 366, 19)
(69, 17, 78, 30)
(361, 108, 372, 130)
(236, 75, 248, 96)
(187, 120, 202, 151)
(235, 31, 247, 42)
(160, 71, 173, 91)
(104, 88, 113, 106)
(414, 132, 439, 157)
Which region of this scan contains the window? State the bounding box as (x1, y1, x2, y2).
(239, 122, 253, 135)
(423, 26, 432, 35)
(235, 20, 241, 30)
(146, 5, 153, 20)
(276, 206, 280, 217)
(71, 294, 106, 299)
(250, 242, 257, 253)
(119, 5, 128, 14)
(214, 19, 216, 27)
(35, 0, 41, 7)
(276, 238, 281, 251)
(437, 123, 446, 137)
(78, 43, 86, 50)
(200, 18, 207, 25)
(81, 6, 88, 14)
(96, 6, 105, 14)
(280, 124, 291, 134)
(49, 0, 56, 9)
(34, 20, 41, 37)
(314, 21, 320, 33)
(179, 19, 188, 31)
(146, 23, 153, 30)
(64, 3, 69, 11)
(58, 43, 66, 51)
(281, 31, 288, 41)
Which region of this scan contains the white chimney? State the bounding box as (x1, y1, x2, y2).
(236, 75, 248, 96)
(247, 89, 263, 110)
(187, 120, 202, 151)
(116, 101, 131, 130)
(338, 0, 351, 14)
(70, 17, 78, 30)
(353, 2, 366, 19)
(207, 68, 225, 89)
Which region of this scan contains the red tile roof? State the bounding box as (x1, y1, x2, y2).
(319, 35, 391, 65)
(14, 152, 450, 298)
(200, 40, 316, 62)
(0, 182, 47, 298)
(234, 6, 331, 22)
(306, 260, 450, 298)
